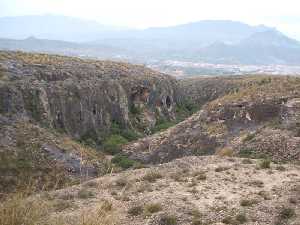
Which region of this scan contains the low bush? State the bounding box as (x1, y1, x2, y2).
(236, 213, 247, 223)
(240, 199, 259, 207)
(279, 207, 295, 220)
(159, 215, 178, 225)
(128, 205, 143, 216)
(103, 135, 128, 155)
(142, 171, 163, 183)
(217, 148, 234, 157)
(152, 118, 176, 133)
(111, 154, 136, 169)
(77, 189, 95, 199)
(259, 159, 271, 169)
(144, 203, 162, 214)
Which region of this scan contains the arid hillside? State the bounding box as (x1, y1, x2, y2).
(0, 51, 299, 225)
(125, 76, 300, 163)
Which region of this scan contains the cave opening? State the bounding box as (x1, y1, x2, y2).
(166, 96, 172, 108)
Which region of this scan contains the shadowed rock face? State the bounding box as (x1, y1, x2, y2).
(0, 51, 181, 140)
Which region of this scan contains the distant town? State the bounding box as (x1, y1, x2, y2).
(149, 60, 300, 77)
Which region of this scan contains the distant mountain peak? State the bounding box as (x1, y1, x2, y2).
(241, 29, 300, 47)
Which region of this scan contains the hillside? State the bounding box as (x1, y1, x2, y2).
(0, 51, 299, 225)
(0, 51, 192, 195)
(2, 156, 299, 225)
(0, 36, 125, 59)
(124, 75, 300, 163)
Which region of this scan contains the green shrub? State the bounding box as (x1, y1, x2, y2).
(152, 119, 176, 133)
(121, 129, 141, 142)
(240, 199, 259, 207)
(236, 213, 247, 223)
(77, 189, 95, 199)
(239, 148, 268, 159)
(238, 148, 255, 158)
(279, 207, 295, 220)
(159, 215, 177, 225)
(111, 154, 136, 169)
(128, 205, 143, 216)
(144, 203, 162, 214)
(142, 171, 163, 182)
(215, 166, 230, 172)
(114, 177, 128, 188)
(259, 159, 271, 169)
(222, 216, 235, 224)
(129, 104, 141, 115)
(103, 135, 128, 155)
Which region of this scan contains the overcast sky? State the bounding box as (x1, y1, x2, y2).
(1, 0, 300, 39)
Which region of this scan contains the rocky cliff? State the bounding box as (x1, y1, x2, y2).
(0, 51, 187, 194)
(0, 51, 183, 140)
(124, 76, 300, 163)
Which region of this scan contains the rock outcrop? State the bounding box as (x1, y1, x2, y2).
(124, 76, 300, 163)
(0, 51, 182, 141)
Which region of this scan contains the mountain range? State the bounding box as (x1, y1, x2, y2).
(1, 15, 300, 65)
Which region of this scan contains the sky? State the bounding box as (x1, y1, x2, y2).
(1, 0, 300, 39)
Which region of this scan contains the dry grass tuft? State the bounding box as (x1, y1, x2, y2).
(217, 147, 234, 157)
(0, 193, 49, 225)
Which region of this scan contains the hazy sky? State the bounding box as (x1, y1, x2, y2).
(1, 0, 300, 39)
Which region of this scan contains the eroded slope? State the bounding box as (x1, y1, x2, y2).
(124, 76, 300, 163)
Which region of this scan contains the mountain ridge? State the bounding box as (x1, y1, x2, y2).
(1, 15, 300, 66)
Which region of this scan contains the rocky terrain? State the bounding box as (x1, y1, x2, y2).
(0, 51, 299, 225)
(124, 76, 300, 163)
(0, 51, 190, 194)
(2, 156, 299, 225)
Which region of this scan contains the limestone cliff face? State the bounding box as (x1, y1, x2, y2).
(0, 51, 181, 140)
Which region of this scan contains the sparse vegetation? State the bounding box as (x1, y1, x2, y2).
(242, 133, 256, 143)
(128, 205, 143, 216)
(103, 134, 128, 155)
(114, 176, 128, 188)
(240, 199, 259, 207)
(241, 158, 253, 164)
(144, 203, 162, 214)
(215, 166, 230, 172)
(159, 215, 178, 225)
(259, 159, 271, 169)
(235, 213, 247, 223)
(278, 207, 295, 220)
(0, 194, 49, 225)
(111, 154, 136, 169)
(152, 118, 176, 133)
(142, 170, 163, 182)
(77, 189, 95, 199)
(217, 147, 234, 157)
(1, 52, 300, 225)
(52, 199, 73, 212)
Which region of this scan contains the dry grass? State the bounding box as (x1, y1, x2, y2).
(217, 147, 234, 157)
(0, 193, 49, 225)
(0, 191, 115, 225)
(142, 170, 163, 183)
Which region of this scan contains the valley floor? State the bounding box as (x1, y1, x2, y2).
(3, 156, 299, 225)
